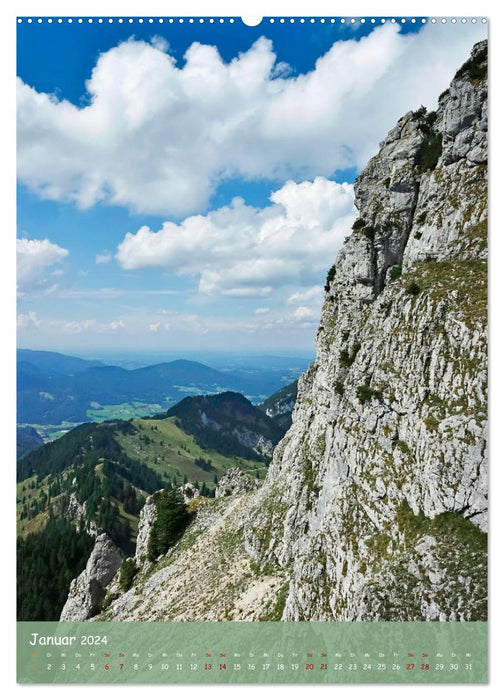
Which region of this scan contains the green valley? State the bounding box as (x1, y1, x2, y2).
(86, 401, 166, 423)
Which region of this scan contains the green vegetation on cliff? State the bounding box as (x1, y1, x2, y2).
(147, 489, 192, 562)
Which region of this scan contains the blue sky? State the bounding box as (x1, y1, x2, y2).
(16, 17, 486, 354)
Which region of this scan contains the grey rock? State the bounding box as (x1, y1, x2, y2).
(60, 533, 122, 621)
(135, 495, 158, 567)
(66, 493, 99, 537)
(135, 485, 200, 569)
(180, 483, 201, 503)
(246, 40, 488, 622)
(215, 468, 260, 498)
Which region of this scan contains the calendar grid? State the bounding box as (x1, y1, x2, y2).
(17, 621, 487, 683)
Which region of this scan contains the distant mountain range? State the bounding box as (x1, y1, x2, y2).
(17, 349, 308, 426)
(17, 349, 103, 374)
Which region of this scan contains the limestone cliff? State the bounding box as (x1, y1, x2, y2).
(98, 41, 487, 623)
(215, 468, 261, 497)
(60, 533, 122, 621)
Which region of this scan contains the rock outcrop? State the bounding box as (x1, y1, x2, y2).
(135, 484, 201, 570)
(215, 468, 260, 498)
(135, 495, 158, 567)
(97, 41, 487, 623)
(180, 482, 200, 503)
(66, 493, 99, 537)
(60, 533, 122, 621)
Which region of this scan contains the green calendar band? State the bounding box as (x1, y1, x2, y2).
(17, 621, 487, 684)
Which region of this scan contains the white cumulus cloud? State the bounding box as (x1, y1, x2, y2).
(17, 237, 68, 297)
(287, 285, 324, 305)
(96, 251, 112, 264)
(17, 311, 41, 328)
(17, 23, 485, 217)
(116, 177, 356, 297)
(63, 319, 96, 334)
(293, 306, 318, 321)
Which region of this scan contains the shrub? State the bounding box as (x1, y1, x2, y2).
(394, 440, 410, 455)
(339, 342, 361, 368)
(356, 385, 382, 404)
(339, 349, 351, 367)
(406, 282, 421, 296)
(454, 44, 487, 82)
(100, 592, 118, 612)
(352, 218, 366, 232)
(362, 226, 376, 240)
(119, 557, 137, 592)
(411, 106, 427, 120)
(389, 264, 402, 281)
(324, 264, 336, 292)
(417, 132, 443, 173)
(335, 381, 344, 396)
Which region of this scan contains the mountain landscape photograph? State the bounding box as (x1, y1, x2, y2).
(16, 17, 487, 627)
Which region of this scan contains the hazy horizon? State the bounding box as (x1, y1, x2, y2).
(17, 346, 315, 372)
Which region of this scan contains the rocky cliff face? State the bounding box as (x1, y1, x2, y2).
(60, 533, 122, 621)
(98, 41, 487, 623)
(215, 468, 260, 498)
(134, 495, 158, 568)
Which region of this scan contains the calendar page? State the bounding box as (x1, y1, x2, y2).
(16, 14, 488, 684)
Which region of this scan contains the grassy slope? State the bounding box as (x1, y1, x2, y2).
(16, 465, 141, 541)
(116, 417, 267, 486)
(16, 474, 53, 537)
(17, 416, 267, 540)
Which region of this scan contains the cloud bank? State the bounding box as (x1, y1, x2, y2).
(116, 177, 356, 296)
(17, 23, 485, 218)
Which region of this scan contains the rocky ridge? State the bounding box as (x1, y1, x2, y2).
(215, 468, 261, 498)
(96, 41, 487, 623)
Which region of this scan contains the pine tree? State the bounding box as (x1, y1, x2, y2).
(147, 489, 191, 561)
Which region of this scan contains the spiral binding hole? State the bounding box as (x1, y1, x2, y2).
(17, 16, 489, 26)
